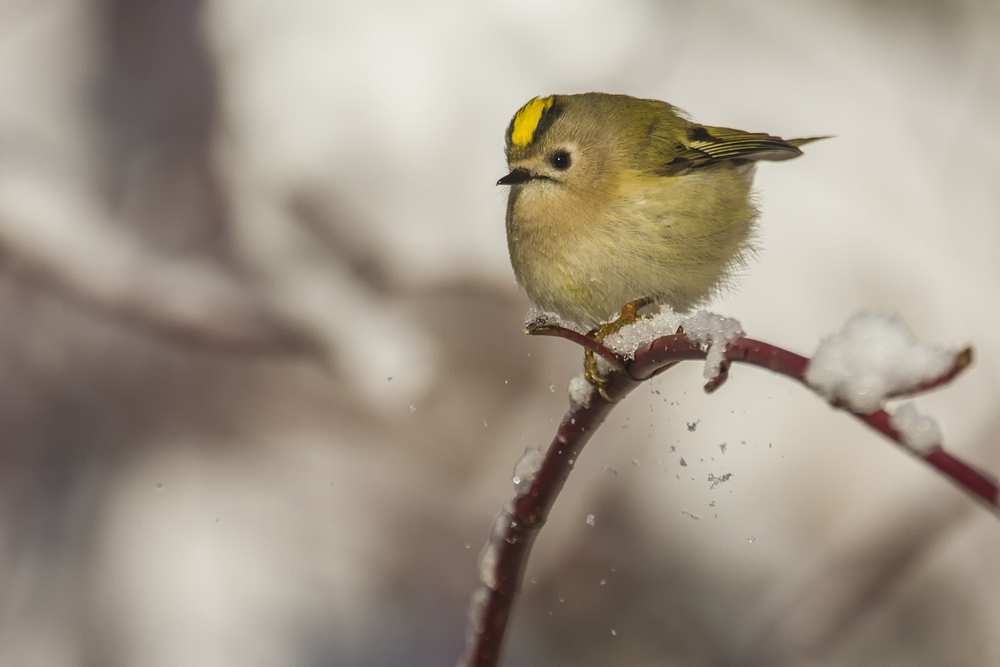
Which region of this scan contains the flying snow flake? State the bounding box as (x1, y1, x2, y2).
(707, 472, 732, 489)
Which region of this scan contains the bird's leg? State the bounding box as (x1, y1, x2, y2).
(584, 297, 654, 401)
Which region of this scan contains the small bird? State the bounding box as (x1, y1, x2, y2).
(498, 92, 824, 332)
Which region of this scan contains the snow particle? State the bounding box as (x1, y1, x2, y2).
(513, 448, 546, 495)
(707, 472, 733, 489)
(568, 374, 594, 409)
(478, 502, 516, 589)
(601, 308, 742, 380)
(891, 402, 943, 453)
(682, 311, 744, 379)
(603, 308, 686, 358)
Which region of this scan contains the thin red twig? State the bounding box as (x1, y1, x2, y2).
(458, 327, 997, 667)
(525, 324, 625, 369)
(460, 372, 637, 667)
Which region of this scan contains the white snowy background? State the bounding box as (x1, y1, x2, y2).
(0, 0, 998, 665)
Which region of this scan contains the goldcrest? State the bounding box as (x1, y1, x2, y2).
(499, 92, 823, 330)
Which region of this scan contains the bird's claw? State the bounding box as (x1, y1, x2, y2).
(582, 297, 654, 402)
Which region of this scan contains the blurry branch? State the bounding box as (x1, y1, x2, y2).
(731, 491, 969, 667)
(733, 404, 1000, 667)
(285, 189, 391, 293)
(459, 323, 996, 667)
(218, 156, 440, 406)
(0, 171, 316, 356)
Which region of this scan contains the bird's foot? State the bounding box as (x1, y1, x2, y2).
(583, 297, 654, 401)
(593, 297, 653, 343)
(584, 348, 613, 402)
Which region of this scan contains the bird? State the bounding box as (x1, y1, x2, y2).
(498, 92, 825, 334)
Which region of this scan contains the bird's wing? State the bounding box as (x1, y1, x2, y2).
(659, 125, 828, 175)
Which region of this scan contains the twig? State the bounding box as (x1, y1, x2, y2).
(459, 326, 996, 667)
(0, 172, 316, 356)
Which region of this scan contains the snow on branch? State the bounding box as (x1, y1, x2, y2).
(459, 309, 995, 667)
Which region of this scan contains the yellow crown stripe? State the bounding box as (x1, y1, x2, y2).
(511, 96, 554, 146)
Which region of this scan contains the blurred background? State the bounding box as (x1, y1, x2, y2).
(0, 0, 998, 665)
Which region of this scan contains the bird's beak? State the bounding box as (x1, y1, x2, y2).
(497, 167, 533, 186)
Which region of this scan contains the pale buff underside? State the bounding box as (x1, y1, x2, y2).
(506, 164, 757, 330)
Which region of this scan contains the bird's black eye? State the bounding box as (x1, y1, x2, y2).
(550, 150, 571, 170)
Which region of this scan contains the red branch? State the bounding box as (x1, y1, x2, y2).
(458, 329, 998, 667)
